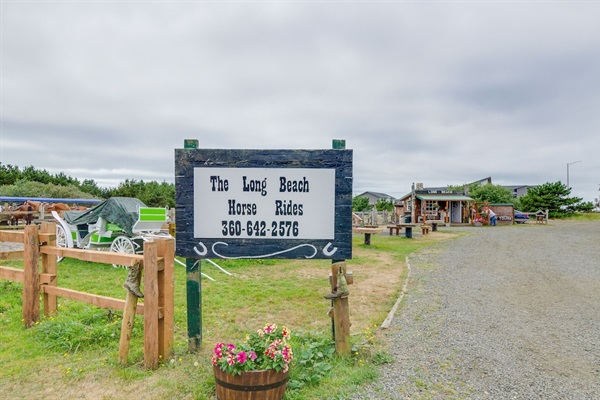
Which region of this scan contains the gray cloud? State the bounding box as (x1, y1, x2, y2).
(1, 2, 599, 202)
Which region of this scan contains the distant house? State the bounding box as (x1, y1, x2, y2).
(354, 191, 396, 206)
(502, 185, 536, 198)
(394, 177, 537, 225)
(396, 182, 473, 224)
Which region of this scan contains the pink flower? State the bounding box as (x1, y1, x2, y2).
(213, 343, 226, 360)
(213, 342, 224, 354)
(236, 351, 247, 364)
(263, 339, 283, 359)
(282, 345, 293, 362)
(213, 323, 293, 373)
(227, 354, 236, 366)
(249, 351, 257, 361)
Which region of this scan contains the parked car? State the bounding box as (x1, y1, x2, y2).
(514, 210, 530, 224)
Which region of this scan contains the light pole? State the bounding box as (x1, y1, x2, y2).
(566, 160, 582, 188)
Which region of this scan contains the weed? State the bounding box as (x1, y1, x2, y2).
(371, 350, 395, 365)
(288, 331, 336, 390)
(34, 306, 133, 353)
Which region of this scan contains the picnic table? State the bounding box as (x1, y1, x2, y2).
(353, 226, 384, 245)
(386, 223, 416, 238)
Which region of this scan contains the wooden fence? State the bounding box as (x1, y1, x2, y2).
(0, 222, 174, 370)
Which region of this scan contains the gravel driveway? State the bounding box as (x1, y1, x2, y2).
(354, 220, 600, 399)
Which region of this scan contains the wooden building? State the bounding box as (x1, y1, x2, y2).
(397, 188, 473, 224)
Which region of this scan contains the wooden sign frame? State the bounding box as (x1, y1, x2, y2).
(174, 148, 353, 260)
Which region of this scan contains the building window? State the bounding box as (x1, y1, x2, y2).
(425, 200, 438, 212)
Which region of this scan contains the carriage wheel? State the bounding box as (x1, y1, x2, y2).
(56, 225, 67, 263)
(110, 236, 136, 268)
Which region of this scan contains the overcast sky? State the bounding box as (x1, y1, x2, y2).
(1, 1, 599, 203)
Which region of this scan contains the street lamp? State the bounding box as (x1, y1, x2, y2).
(566, 160, 582, 188)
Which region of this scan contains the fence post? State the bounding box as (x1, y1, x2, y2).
(23, 225, 40, 328)
(156, 238, 175, 359)
(119, 272, 141, 365)
(40, 222, 58, 316)
(143, 240, 160, 370)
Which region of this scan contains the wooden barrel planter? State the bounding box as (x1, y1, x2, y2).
(213, 365, 289, 400)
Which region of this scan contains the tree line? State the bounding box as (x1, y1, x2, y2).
(2, 164, 593, 216)
(0, 164, 174, 207)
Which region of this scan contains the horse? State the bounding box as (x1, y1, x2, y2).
(45, 202, 73, 218)
(25, 200, 44, 211)
(9, 204, 35, 225)
(46, 203, 71, 212)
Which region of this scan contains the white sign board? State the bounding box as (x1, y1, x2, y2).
(194, 167, 335, 240)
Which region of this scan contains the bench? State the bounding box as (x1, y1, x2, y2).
(427, 219, 444, 232)
(387, 225, 402, 236)
(387, 223, 416, 239)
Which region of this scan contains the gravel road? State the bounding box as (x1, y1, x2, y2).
(354, 220, 600, 399)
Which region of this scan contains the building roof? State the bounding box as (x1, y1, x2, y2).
(416, 194, 473, 201)
(468, 177, 492, 186)
(355, 191, 395, 200)
(397, 190, 470, 201)
(502, 185, 536, 190)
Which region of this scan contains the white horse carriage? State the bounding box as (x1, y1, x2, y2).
(52, 197, 171, 264)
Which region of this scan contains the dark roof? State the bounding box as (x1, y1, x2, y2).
(468, 177, 492, 185)
(502, 185, 537, 190)
(355, 191, 395, 199)
(416, 194, 473, 201)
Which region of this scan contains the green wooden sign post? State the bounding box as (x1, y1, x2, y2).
(184, 139, 202, 351)
(330, 139, 351, 355)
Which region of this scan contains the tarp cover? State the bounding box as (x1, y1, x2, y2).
(63, 197, 146, 235)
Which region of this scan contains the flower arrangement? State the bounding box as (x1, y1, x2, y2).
(212, 323, 293, 375)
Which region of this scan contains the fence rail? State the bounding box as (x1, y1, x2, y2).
(0, 223, 174, 370)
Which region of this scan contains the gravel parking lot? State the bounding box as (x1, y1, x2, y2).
(355, 220, 600, 399)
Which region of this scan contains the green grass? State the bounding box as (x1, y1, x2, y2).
(565, 212, 600, 221)
(0, 233, 457, 399)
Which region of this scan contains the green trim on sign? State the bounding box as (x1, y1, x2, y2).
(184, 139, 199, 149)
